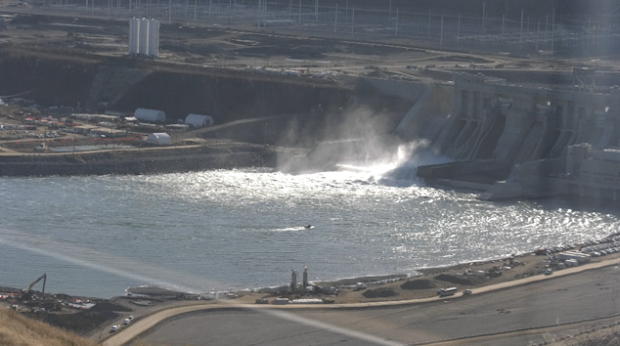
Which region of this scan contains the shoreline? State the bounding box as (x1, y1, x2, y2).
(102, 255, 620, 346)
(4, 232, 620, 341)
(0, 146, 277, 177)
(1, 235, 608, 302)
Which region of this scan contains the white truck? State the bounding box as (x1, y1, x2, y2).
(558, 251, 591, 264)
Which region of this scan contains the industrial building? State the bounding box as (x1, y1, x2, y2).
(146, 132, 171, 145)
(134, 108, 166, 123)
(165, 124, 190, 131)
(185, 114, 214, 128)
(71, 114, 119, 123)
(92, 128, 127, 138)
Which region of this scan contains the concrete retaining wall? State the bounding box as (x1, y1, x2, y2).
(417, 159, 508, 180)
(362, 77, 429, 101)
(0, 151, 275, 177)
(395, 84, 453, 142)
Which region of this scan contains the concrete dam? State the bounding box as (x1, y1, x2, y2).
(387, 72, 620, 201)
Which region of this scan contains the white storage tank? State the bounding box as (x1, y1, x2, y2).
(134, 108, 166, 122)
(148, 19, 159, 57)
(139, 18, 149, 55)
(128, 18, 141, 55)
(185, 114, 214, 128)
(146, 133, 171, 145)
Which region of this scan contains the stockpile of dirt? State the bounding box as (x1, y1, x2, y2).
(400, 279, 436, 290)
(90, 302, 132, 312)
(434, 274, 487, 286)
(362, 288, 399, 298)
(28, 310, 119, 336)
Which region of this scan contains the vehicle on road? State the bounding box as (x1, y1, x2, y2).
(545, 268, 553, 275)
(438, 287, 458, 297)
(110, 325, 118, 333)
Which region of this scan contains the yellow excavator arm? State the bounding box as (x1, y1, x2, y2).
(27, 274, 46, 295)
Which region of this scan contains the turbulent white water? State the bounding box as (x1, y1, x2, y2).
(1, 163, 620, 298)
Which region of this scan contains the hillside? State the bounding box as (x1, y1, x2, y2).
(0, 308, 99, 346)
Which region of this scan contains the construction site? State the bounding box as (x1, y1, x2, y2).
(3, 2, 620, 345)
(1, 0, 620, 199)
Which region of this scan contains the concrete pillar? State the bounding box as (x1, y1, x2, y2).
(395, 9, 399, 37)
(427, 8, 431, 38)
(303, 266, 308, 288)
(334, 3, 338, 32)
(461, 90, 469, 117)
(471, 91, 479, 119)
(351, 7, 354, 35)
(439, 15, 443, 45)
(560, 101, 569, 128)
(290, 270, 297, 291)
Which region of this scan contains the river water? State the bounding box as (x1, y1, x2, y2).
(2, 160, 620, 298)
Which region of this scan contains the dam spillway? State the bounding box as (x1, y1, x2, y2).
(406, 72, 620, 201)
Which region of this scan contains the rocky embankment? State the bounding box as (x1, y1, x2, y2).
(0, 147, 276, 176)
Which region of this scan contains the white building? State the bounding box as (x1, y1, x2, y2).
(134, 108, 166, 123)
(185, 114, 214, 128)
(146, 133, 171, 145)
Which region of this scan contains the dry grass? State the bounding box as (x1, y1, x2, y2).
(0, 308, 100, 346)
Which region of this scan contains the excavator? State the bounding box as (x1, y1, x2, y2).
(22, 273, 46, 302)
(20, 274, 62, 312)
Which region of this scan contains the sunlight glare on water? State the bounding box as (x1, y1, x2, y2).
(1, 166, 620, 297)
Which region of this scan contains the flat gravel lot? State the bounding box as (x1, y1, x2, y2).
(141, 265, 620, 346)
(139, 309, 381, 346)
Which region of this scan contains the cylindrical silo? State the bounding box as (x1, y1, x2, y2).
(147, 19, 159, 57)
(131, 17, 141, 55)
(139, 18, 149, 55)
(129, 17, 138, 55)
(128, 18, 133, 55)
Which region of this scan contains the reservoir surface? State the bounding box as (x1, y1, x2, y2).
(2, 165, 619, 298)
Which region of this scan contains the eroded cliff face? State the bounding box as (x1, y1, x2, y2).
(0, 48, 352, 123)
(113, 68, 352, 122)
(0, 49, 99, 107)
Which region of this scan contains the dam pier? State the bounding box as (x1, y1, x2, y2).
(409, 72, 620, 201)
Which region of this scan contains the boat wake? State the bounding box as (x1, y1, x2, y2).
(269, 226, 314, 232)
